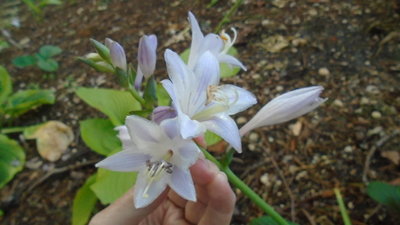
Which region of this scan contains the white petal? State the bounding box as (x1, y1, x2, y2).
(95, 150, 149, 172)
(179, 113, 206, 139)
(164, 49, 190, 86)
(203, 115, 242, 153)
(199, 34, 224, 56)
(218, 54, 247, 71)
(172, 141, 200, 169)
(188, 12, 204, 69)
(159, 117, 180, 139)
(215, 84, 257, 115)
(194, 51, 220, 93)
(115, 126, 135, 150)
(169, 166, 196, 202)
(134, 170, 169, 208)
(239, 86, 326, 136)
(125, 115, 166, 146)
(134, 66, 144, 90)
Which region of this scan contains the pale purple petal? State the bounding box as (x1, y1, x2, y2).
(169, 166, 196, 202)
(109, 41, 127, 71)
(218, 54, 247, 71)
(199, 34, 224, 55)
(159, 117, 179, 139)
(95, 150, 149, 171)
(115, 126, 135, 150)
(134, 66, 144, 90)
(173, 141, 200, 169)
(125, 115, 165, 144)
(164, 49, 190, 85)
(239, 86, 326, 136)
(215, 84, 257, 115)
(203, 115, 242, 153)
(194, 51, 220, 94)
(188, 12, 204, 69)
(152, 106, 177, 124)
(105, 38, 113, 49)
(179, 113, 206, 139)
(134, 170, 169, 208)
(138, 34, 157, 78)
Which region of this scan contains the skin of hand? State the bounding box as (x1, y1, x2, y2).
(89, 158, 236, 225)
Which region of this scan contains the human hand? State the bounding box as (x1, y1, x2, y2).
(89, 158, 236, 225)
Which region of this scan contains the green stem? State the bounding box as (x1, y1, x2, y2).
(334, 188, 352, 225)
(201, 149, 289, 225)
(1, 126, 27, 134)
(128, 87, 145, 106)
(214, 0, 244, 33)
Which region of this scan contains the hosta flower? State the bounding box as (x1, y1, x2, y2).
(105, 38, 127, 71)
(135, 34, 158, 89)
(96, 116, 200, 208)
(187, 12, 246, 71)
(162, 49, 256, 152)
(239, 86, 326, 136)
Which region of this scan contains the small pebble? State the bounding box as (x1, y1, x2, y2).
(236, 116, 247, 125)
(371, 111, 382, 119)
(260, 173, 270, 185)
(318, 67, 330, 76)
(248, 143, 256, 151)
(344, 145, 353, 153)
(333, 99, 344, 107)
(249, 132, 259, 142)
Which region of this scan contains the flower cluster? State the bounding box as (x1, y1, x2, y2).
(94, 12, 326, 208)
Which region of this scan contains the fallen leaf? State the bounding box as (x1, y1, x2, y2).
(27, 121, 74, 162)
(381, 151, 400, 165)
(261, 35, 289, 53)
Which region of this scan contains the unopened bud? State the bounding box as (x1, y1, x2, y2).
(138, 34, 157, 78)
(105, 38, 127, 71)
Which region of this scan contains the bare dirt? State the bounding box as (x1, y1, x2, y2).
(0, 0, 400, 224)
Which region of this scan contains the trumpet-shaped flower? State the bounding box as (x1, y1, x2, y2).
(105, 38, 127, 71)
(96, 116, 200, 208)
(239, 86, 326, 136)
(162, 49, 256, 152)
(187, 12, 246, 71)
(135, 34, 158, 89)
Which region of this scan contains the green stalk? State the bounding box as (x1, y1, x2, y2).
(334, 188, 352, 225)
(1, 126, 27, 134)
(201, 149, 289, 225)
(214, 0, 244, 33)
(128, 87, 145, 106)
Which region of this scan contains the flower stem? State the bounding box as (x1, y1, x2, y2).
(334, 188, 352, 225)
(128, 87, 145, 106)
(1, 126, 28, 134)
(201, 149, 289, 225)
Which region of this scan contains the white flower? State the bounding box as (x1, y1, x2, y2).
(187, 12, 246, 71)
(162, 49, 256, 152)
(239, 86, 326, 136)
(96, 116, 200, 208)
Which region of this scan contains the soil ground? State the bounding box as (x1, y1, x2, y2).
(0, 0, 400, 224)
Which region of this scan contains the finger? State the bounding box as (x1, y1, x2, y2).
(185, 200, 207, 224)
(190, 158, 220, 186)
(168, 189, 187, 208)
(199, 172, 236, 225)
(89, 188, 168, 225)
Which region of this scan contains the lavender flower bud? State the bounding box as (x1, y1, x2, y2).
(138, 35, 157, 78)
(105, 38, 127, 71)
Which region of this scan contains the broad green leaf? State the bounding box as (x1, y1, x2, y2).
(156, 84, 170, 106)
(204, 131, 222, 146)
(12, 55, 37, 68)
(367, 181, 400, 211)
(23, 123, 43, 138)
(179, 47, 241, 78)
(72, 174, 97, 225)
(37, 58, 58, 72)
(80, 118, 121, 156)
(75, 87, 141, 126)
(250, 216, 299, 225)
(38, 45, 62, 58)
(0, 66, 12, 104)
(5, 89, 55, 117)
(90, 39, 111, 64)
(91, 168, 137, 204)
(0, 134, 25, 188)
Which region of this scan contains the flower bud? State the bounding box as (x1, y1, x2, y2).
(151, 106, 177, 124)
(105, 38, 127, 71)
(93, 61, 114, 73)
(138, 34, 157, 78)
(239, 86, 326, 136)
(85, 52, 103, 62)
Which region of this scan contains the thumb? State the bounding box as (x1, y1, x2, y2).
(89, 187, 168, 225)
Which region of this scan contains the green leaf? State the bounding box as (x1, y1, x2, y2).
(75, 87, 141, 126)
(90, 39, 111, 64)
(72, 174, 97, 225)
(38, 45, 62, 58)
(5, 89, 55, 117)
(12, 55, 37, 68)
(0, 134, 25, 188)
(80, 119, 121, 156)
(91, 168, 137, 204)
(156, 84, 170, 106)
(250, 216, 299, 225)
(204, 131, 222, 146)
(37, 58, 59, 72)
(0, 40, 10, 53)
(38, 0, 62, 7)
(367, 181, 400, 211)
(0, 66, 12, 104)
(179, 47, 241, 78)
